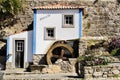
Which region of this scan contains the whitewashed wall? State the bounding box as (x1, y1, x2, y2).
(35, 9, 80, 54)
(7, 31, 33, 67)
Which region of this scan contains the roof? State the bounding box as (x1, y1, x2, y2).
(33, 4, 83, 10)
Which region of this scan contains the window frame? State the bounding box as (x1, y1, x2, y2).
(44, 27, 56, 40)
(16, 40, 24, 52)
(62, 14, 75, 28)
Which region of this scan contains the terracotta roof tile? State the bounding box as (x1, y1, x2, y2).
(33, 4, 83, 10)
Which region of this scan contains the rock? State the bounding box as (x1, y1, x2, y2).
(103, 75, 107, 78)
(51, 65, 61, 73)
(42, 68, 47, 74)
(112, 70, 120, 75)
(56, 59, 72, 73)
(85, 74, 92, 78)
(85, 69, 88, 74)
(93, 72, 103, 78)
(88, 69, 93, 74)
(103, 72, 108, 75)
(84, 67, 92, 70)
(55, 59, 63, 64)
(46, 68, 54, 74)
(107, 73, 113, 77)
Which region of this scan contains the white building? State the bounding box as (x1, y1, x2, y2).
(6, 5, 83, 69)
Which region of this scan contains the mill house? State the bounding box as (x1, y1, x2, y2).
(6, 4, 83, 69)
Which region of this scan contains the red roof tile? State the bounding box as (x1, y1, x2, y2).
(33, 4, 83, 10)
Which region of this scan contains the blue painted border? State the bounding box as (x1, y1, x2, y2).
(6, 36, 10, 61)
(33, 9, 37, 54)
(79, 9, 82, 37)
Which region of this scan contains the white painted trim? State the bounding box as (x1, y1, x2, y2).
(62, 14, 75, 28)
(44, 27, 56, 40)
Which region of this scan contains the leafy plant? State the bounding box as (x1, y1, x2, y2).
(108, 38, 120, 55)
(113, 74, 120, 77)
(78, 55, 108, 66)
(86, 22, 91, 29)
(84, 14, 89, 19)
(0, 0, 22, 14)
(111, 48, 120, 56)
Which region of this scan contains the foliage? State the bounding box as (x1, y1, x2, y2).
(108, 38, 120, 56)
(113, 74, 120, 77)
(87, 22, 91, 29)
(0, 0, 22, 15)
(111, 48, 120, 56)
(78, 55, 108, 66)
(84, 14, 89, 19)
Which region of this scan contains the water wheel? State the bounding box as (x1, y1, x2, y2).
(46, 41, 74, 65)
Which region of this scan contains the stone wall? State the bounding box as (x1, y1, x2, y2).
(84, 64, 120, 78)
(33, 54, 47, 65)
(2, 0, 120, 37)
(21, 0, 120, 37)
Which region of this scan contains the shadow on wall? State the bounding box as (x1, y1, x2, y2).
(24, 21, 33, 31)
(0, 44, 7, 70)
(117, 0, 120, 4)
(39, 55, 47, 65)
(75, 61, 85, 78)
(0, 12, 18, 29)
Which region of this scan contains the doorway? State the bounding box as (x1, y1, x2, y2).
(15, 40, 24, 68)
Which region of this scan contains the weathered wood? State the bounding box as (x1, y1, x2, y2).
(46, 41, 73, 65)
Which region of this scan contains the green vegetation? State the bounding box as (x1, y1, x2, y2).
(0, 0, 22, 15)
(78, 55, 108, 66)
(84, 14, 89, 19)
(113, 74, 120, 77)
(0, 0, 23, 28)
(110, 48, 120, 56)
(108, 38, 120, 56)
(86, 22, 91, 29)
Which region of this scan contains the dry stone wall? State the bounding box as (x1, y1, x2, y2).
(84, 64, 120, 78)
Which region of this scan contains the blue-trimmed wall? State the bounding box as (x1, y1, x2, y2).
(6, 36, 10, 61)
(33, 9, 37, 54)
(79, 9, 82, 38)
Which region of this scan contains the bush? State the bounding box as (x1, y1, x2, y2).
(78, 55, 108, 66)
(108, 38, 120, 51)
(111, 49, 120, 56)
(108, 38, 120, 56)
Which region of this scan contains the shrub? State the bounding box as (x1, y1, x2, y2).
(108, 38, 120, 51)
(111, 48, 120, 56)
(78, 55, 108, 66)
(108, 38, 120, 56)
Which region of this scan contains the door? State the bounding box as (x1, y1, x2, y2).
(15, 40, 24, 68)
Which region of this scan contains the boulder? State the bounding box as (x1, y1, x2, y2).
(112, 70, 120, 75)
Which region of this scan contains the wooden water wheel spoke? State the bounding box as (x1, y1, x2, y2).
(52, 54, 67, 59)
(52, 55, 59, 58)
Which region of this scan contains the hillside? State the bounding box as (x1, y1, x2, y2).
(0, 0, 119, 51)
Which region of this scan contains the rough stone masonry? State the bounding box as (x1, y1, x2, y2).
(2, 0, 120, 38)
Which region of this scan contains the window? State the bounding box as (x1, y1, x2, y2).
(45, 28, 55, 40)
(63, 14, 74, 28)
(16, 40, 24, 52)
